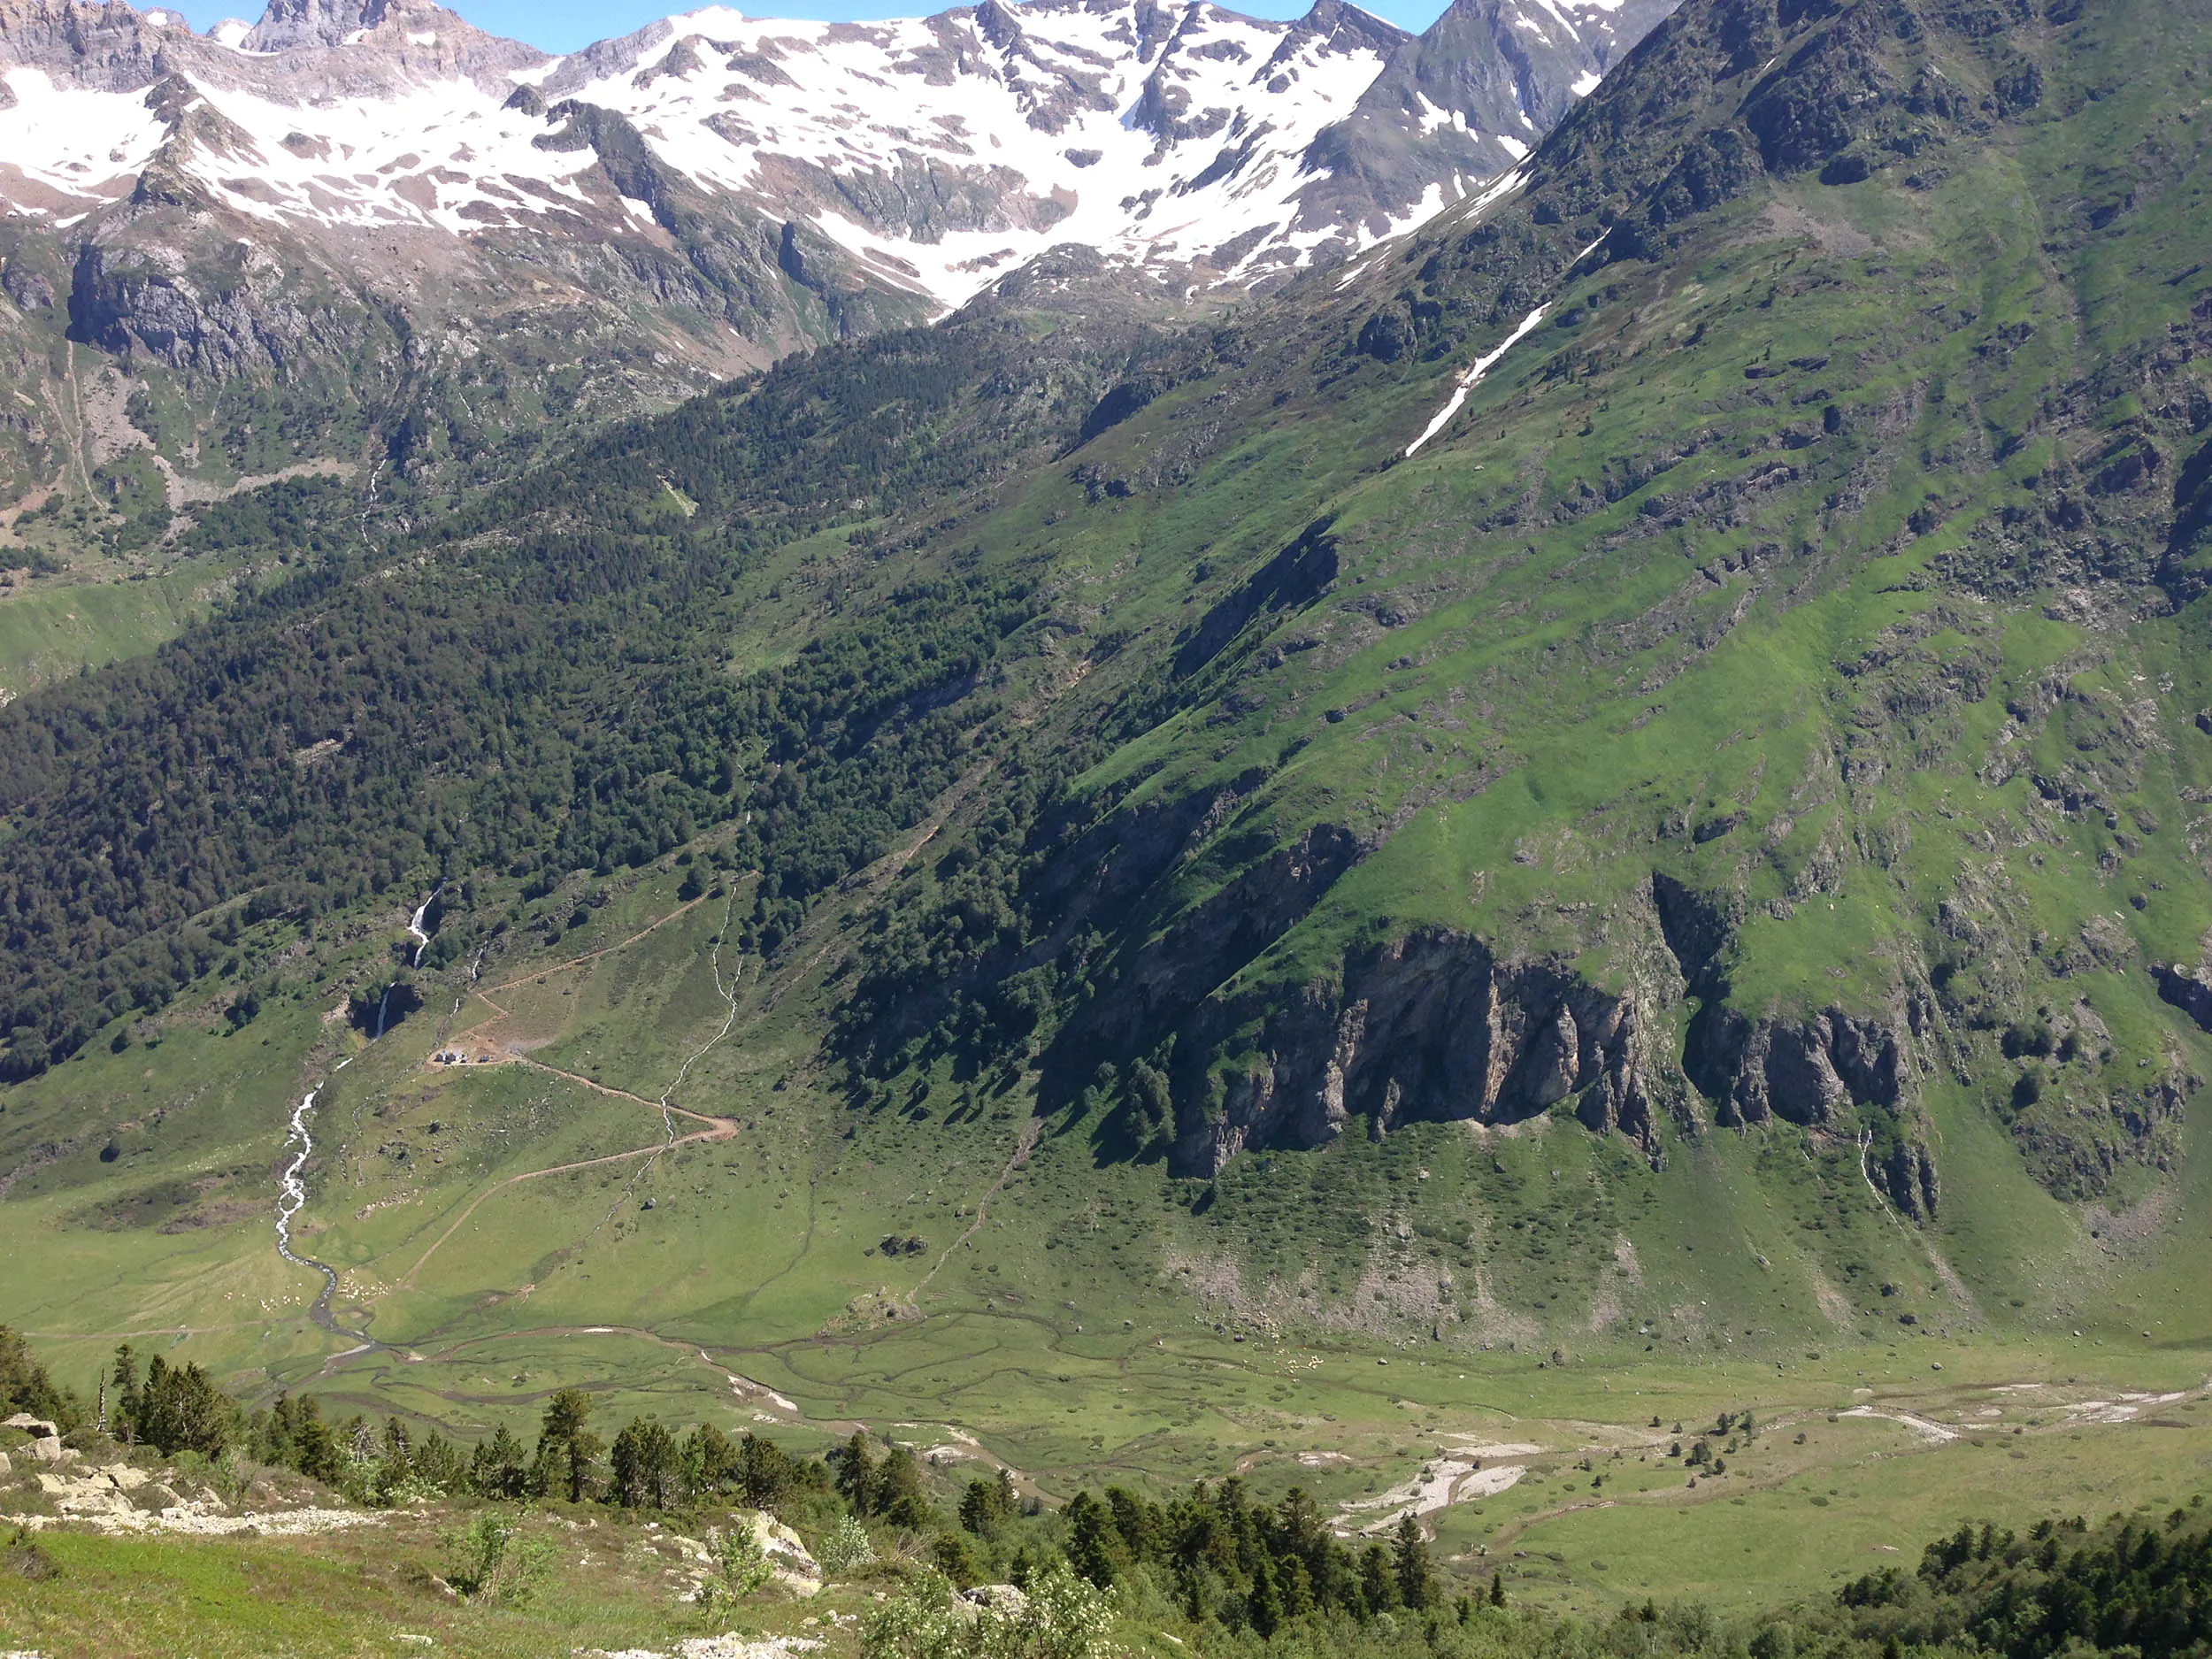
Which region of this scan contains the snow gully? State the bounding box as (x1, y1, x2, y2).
(1402, 232, 1610, 458)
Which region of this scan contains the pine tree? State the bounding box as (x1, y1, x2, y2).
(1360, 1543, 1398, 1616)
(1107, 1486, 1153, 1560)
(960, 1477, 1003, 1537)
(110, 1347, 141, 1446)
(470, 1424, 521, 1497)
(1393, 1514, 1437, 1609)
(411, 1430, 466, 1498)
(538, 1388, 600, 1503)
(834, 1430, 879, 1513)
(293, 1398, 345, 1486)
(738, 1430, 799, 1511)
(1490, 1569, 1507, 1608)
(610, 1417, 678, 1509)
(1066, 1491, 1118, 1590)
(1246, 1548, 1282, 1638)
(683, 1423, 739, 1499)
(1278, 1553, 1315, 1618)
(611, 1420, 646, 1508)
(875, 1444, 932, 1529)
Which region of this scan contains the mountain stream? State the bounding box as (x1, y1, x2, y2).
(272, 890, 439, 1353)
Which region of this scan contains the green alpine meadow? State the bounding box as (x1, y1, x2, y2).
(5, 0, 2212, 1651)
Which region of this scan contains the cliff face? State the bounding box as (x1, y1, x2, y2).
(65, 239, 366, 380)
(1685, 1005, 1910, 1130)
(1169, 929, 1659, 1176)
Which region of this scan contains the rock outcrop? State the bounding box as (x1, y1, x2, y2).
(2152, 936, 2212, 1033)
(1686, 1005, 1909, 1129)
(1870, 1136, 1939, 1220)
(1171, 929, 1657, 1176)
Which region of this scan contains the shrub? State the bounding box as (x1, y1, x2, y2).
(821, 1512, 877, 1575)
(444, 1509, 553, 1605)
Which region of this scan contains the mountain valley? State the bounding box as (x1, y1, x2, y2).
(5, 0, 2212, 1651)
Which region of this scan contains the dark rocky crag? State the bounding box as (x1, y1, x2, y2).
(1169, 929, 1661, 1177)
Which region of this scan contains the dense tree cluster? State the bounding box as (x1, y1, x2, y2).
(0, 292, 1145, 1081)
(832, 1429, 936, 1530)
(107, 1347, 234, 1459)
(839, 739, 1091, 1064)
(1839, 1505, 2212, 1659)
(0, 523, 1036, 1076)
(1051, 1479, 1444, 1635)
(481, 315, 1122, 551)
(242, 1383, 834, 1517)
(180, 473, 359, 560)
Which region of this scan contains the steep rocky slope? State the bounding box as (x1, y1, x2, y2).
(0, 0, 1683, 524)
(826, 0, 2212, 1242)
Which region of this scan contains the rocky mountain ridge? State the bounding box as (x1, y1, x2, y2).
(0, 0, 1677, 516)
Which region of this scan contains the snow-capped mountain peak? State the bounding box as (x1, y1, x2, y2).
(0, 0, 1672, 318)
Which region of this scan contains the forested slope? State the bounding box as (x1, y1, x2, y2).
(3, 0, 2211, 1333)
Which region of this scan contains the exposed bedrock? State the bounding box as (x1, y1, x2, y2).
(1684, 1003, 1908, 1129)
(65, 239, 357, 378)
(1168, 928, 1657, 1178)
(2151, 937, 2212, 1033)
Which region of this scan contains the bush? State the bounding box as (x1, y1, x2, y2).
(861, 1563, 1115, 1659)
(4, 1527, 58, 1582)
(821, 1511, 877, 1575)
(444, 1509, 553, 1605)
(699, 1519, 774, 1617)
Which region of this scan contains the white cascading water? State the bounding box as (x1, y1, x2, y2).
(273, 1056, 354, 1337)
(273, 1084, 324, 1273)
(275, 879, 434, 1340)
(372, 888, 439, 1039)
(407, 888, 438, 968)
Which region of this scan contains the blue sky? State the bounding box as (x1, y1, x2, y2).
(164, 0, 1448, 55)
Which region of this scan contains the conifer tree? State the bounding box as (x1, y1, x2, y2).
(1066, 1491, 1118, 1590)
(1247, 1548, 1283, 1638)
(1394, 1514, 1437, 1609)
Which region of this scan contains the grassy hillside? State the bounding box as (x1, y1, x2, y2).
(0, 0, 2209, 1594)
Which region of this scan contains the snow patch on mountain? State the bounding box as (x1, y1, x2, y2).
(0, 66, 171, 201)
(0, 0, 1672, 317)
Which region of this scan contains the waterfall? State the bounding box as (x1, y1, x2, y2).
(407, 887, 439, 969)
(372, 887, 440, 1039)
